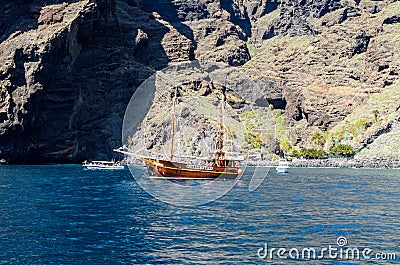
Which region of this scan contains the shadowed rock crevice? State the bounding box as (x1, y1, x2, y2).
(141, 0, 197, 48)
(383, 15, 400, 24)
(220, 0, 252, 39)
(351, 31, 370, 56)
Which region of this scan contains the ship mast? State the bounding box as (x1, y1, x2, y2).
(169, 87, 178, 161)
(216, 90, 225, 161)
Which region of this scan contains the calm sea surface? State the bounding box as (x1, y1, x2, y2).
(0, 165, 399, 264)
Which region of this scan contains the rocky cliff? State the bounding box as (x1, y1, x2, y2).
(0, 0, 399, 163)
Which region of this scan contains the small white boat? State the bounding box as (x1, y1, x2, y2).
(276, 159, 290, 173)
(82, 160, 125, 170)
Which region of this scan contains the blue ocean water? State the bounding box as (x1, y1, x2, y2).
(0, 165, 399, 264)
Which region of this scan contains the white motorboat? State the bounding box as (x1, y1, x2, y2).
(276, 159, 290, 173)
(82, 160, 125, 170)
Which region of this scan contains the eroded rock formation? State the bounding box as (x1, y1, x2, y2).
(1, 0, 399, 163)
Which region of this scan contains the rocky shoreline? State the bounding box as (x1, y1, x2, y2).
(1, 157, 399, 169)
(251, 158, 400, 169)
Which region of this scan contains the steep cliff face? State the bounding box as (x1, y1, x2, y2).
(0, 0, 399, 163)
(243, 0, 400, 157)
(1, 0, 124, 163)
(0, 0, 192, 163)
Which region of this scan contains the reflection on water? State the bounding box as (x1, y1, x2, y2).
(128, 165, 241, 206)
(0, 166, 399, 264)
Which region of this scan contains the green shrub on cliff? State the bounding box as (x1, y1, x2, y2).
(272, 109, 290, 143)
(293, 148, 328, 159)
(246, 133, 262, 149)
(329, 144, 355, 157)
(246, 41, 255, 57)
(280, 141, 293, 154)
(311, 132, 325, 148)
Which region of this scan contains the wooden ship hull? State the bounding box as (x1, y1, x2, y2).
(142, 158, 242, 179)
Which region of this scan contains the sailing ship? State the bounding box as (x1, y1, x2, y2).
(116, 88, 244, 179)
